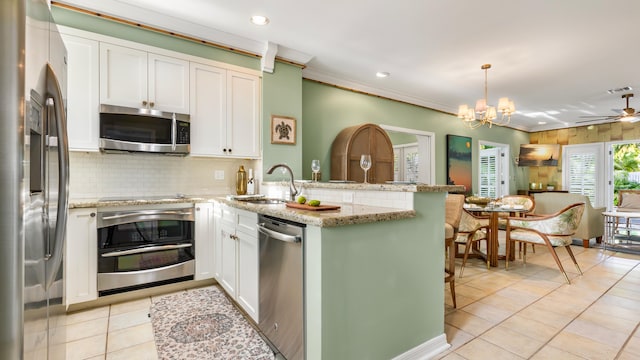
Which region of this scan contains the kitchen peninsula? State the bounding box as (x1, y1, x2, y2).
(252, 182, 464, 359)
(68, 183, 463, 359)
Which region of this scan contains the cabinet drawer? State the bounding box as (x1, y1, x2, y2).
(237, 209, 257, 235)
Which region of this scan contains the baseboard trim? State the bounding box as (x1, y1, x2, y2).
(391, 333, 450, 360)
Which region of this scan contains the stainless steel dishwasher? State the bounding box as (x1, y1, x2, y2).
(257, 214, 305, 360)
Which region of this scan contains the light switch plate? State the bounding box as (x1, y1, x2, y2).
(215, 170, 225, 180)
(342, 192, 354, 203)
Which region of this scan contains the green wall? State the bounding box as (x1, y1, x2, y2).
(262, 63, 303, 180)
(305, 192, 446, 359)
(302, 80, 530, 193)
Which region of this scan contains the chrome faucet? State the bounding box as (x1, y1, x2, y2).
(266, 164, 298, 201)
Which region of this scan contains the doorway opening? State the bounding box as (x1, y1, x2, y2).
(380, 125, 435, 184)
(478, 141, 510, 198)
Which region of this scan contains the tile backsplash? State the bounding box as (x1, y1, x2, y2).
(262, 183, 414, 209)
(69, 152, 260, 199)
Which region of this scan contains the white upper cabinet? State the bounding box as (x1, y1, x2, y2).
(190, 62, 227, 156)
(227, 70, 261, 158)
(100, 43, 189, 114)
(62, 33, 100, 151)
(190, 63, 261, 158)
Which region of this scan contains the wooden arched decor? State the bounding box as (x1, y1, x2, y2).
(330, 123, 394, 183)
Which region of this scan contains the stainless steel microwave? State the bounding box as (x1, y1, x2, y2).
(99, 104, 190, 155)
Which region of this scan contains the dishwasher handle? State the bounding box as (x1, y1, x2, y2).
(257, 223, 301, 243)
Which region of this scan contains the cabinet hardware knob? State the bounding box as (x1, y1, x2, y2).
(142, 100, 148, 106)
(228, 149, 232, 153)
(90, 212, 96, 217)
(149, 102, 155, 107)
(223, 148, 227, 152)
(196, 207, 200, 211)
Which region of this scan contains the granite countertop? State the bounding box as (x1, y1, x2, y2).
(69, 195, 415, 227)
(215, 197, 415, 227)
(68, 182, 460, 226)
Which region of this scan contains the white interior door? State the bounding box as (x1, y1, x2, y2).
(478, 142, 509, 198)
(562, 143, 605, 207)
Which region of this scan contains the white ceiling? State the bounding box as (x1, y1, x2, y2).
(58, 0, 640, 132)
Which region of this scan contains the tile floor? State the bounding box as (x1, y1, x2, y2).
(55, 244, 640, 360)
(441, 243, 640, 360)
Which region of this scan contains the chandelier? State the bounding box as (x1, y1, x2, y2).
(457, 64, 515, 129)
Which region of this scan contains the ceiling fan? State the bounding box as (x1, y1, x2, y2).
(578, 93, 640, 124)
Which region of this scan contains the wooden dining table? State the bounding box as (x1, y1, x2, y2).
(466, 204, 530, 267)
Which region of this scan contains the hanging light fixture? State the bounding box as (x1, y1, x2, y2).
(458, 64, 515, 129)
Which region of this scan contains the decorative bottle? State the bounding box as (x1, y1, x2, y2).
(247, 168, 255, 195)
(236, 166, 247, 195)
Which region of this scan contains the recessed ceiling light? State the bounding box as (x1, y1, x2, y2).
(538, 121, 547, 125)
(376, 72, 390, 78)
(250, 15, 269, 25)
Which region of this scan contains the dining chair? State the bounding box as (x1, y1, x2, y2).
(499, 195, 536, 257)
(444, 193, 465, 308)
(456, 209, 490, 278)
(505, 203, 585, 284)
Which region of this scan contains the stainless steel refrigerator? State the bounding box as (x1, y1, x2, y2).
(1, 0, 69, 358)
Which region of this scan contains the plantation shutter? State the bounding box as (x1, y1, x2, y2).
(562, 143, 604, 206)
(392, 144, 419, 182)
(479, 147, 499, 198)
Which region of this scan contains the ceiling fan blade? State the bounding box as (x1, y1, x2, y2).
(579, 115, 620, 119)
(575, 118, 618, 124)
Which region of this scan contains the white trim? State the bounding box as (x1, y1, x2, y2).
(381, 124, 436, 185)
(57, 0, 314, 65)
(391, 334, 450, 360)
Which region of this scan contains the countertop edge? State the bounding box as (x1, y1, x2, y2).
(215, 197, 416, 227)
(69, 196, 416, 227)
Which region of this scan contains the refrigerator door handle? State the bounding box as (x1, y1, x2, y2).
(44, 64, 69, 290)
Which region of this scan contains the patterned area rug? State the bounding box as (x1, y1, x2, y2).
(151, 286, 274, 359)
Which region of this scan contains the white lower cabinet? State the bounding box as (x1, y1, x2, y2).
(213, 203, 259, 321)
(65, 208, 98, 306)
(194, 203, 215, 280)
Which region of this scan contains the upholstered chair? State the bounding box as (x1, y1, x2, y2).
(505, 203, 585, 284)
(616, 190, 640, 232)
(498, 195, 536, 256)
(456, 209, 490, 277)
(444, 194, 465, 308)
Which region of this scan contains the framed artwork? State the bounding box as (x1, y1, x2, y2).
(271, 115, 296, 145)
(517, 144, 560, 166)
(446, 134, 472, 194)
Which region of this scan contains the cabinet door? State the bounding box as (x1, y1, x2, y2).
(194, 203, 215, 280)
(65, 208, 97, 306)
(99, 43, 148, 109)
(62, 34, 100, 151)
(148, 53, 190, 114)
(219, 222, 237, 298)
(237, 230, 259, 321)
(227, 71, 260, 158)
(189, 62, 227, 156)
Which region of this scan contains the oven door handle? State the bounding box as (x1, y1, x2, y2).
(101, 210, 193, 221)
(101, 243, 193, 257)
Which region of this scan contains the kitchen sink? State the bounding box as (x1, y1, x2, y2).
(245, 198, 287, 205)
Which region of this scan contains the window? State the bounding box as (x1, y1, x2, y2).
(393, 144, 419, 182)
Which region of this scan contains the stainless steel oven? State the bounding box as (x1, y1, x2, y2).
(97, 205, 195, 296)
